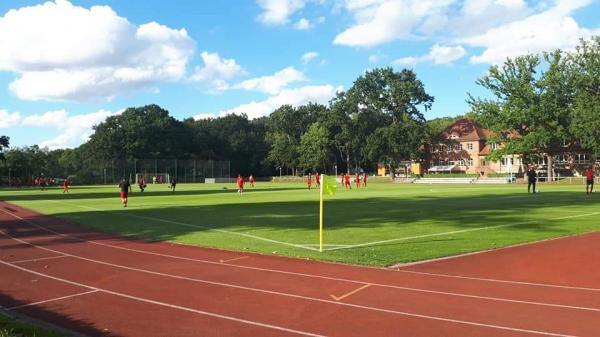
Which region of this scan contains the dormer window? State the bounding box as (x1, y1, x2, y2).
(490, 143, 498, 150)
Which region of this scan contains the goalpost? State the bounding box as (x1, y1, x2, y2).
(135, 173, 170, 184)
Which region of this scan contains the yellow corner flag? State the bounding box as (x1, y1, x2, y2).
(319, 175, 336, 252)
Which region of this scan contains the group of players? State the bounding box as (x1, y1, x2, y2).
(525, 166, 596, 194)
(118, 176, 178, 207)
(113, 164, 596, 207)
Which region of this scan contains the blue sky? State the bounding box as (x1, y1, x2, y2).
(0, 0, 599, 149)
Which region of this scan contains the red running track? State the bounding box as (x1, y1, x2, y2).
(1, 201, 599, 337)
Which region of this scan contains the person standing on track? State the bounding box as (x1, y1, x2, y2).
(585, 166, 595, 195)
(526, 167, 537, 194)
(119, 177, 132, 207)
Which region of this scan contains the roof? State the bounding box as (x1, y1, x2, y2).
(440, 119, 491, 142)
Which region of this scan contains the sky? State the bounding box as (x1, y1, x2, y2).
(0, 0, 599, 149)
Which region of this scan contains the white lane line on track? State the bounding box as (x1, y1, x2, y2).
(10, 255, 69, 264)
(0, 260, 326, 337)
(45, 200, 319, 252)
(2, 206, 600, 317)
(0, 227, 584, 336)
(7, 290, 99, 310)
(325, 211, 600, 251)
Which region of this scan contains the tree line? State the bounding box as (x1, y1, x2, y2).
(1, 37, 599, 184)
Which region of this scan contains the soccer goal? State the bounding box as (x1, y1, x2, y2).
(135, 173, 170, 184)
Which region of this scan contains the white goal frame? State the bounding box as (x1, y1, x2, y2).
(135, 173, 170, 184)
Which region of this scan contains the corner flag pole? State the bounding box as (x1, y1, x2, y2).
(319, 176, 324, 252)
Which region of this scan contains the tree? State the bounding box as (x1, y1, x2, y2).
(468, 52, 575, 180)
(570, 37, 600, 156)
(87, 104, 185, 161)
(298, 123, 330, 172)
(346, 68, 433, 177)
(0, 136, 8, 161)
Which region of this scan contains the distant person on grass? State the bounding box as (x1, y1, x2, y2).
(138, 176, 146, 192)
(363, 173, 368, 187)
(315, 172, 320, 188)
(307, 173, 312, 190)
(355, 173, 361, 189)
(62, 178, 70, 194)
(119, 177, 132, 207)
(249, 174, 255, 187)
(585, 166, 595, 195)
(237, 174, 244, 194)
(527, 167, 537, 194)
(170, 177, 177, 193)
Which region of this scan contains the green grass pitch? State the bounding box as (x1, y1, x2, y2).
(1, 181, 599, 266)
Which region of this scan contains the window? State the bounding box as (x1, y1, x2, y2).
(467, 143, 473, 150)
(480, 160, 486, 166)
(447, 145, 452, 153)
(456, 144, 463, 151)
(467, 159, 473, 166)
(457, 160, 465, 166)
(490, 143, 498, 150)
(576, 154, 590, 164)
(555, 155, 568, 164)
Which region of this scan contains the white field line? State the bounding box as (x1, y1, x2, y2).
(0, 260, 325, 337)
(4, 207, 600, 296)
(10, 255, 69, 264)
(7, 290, 99, 310)
(45, 200, 319, 252)
(2, 206, 600, 315)
(0, 232, 579, 337)
(324, 211, 600, 251)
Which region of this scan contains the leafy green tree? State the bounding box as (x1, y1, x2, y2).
(469, 52, 575, 179)
(570, 37, 600, 156)
(298, 123, 330, 172)
(87, 104, 185, 160)
(0, 136, 8, 160)
(346, 68, 433, 176)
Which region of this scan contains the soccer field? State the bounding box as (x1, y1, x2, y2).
(1, 181, 599, 266)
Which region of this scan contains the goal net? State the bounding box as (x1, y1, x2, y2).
(135, 173, 170, 184)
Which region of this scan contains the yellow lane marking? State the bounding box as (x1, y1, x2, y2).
(330, 284, 371, 301)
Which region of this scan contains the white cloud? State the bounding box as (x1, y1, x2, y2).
(0, 0, 195, 102)
(294, 18, 313, 30)
(256, 0, 307, 25)
(394, 44, 466, 66)
(462, 1, 599, 64)
(39, 109, 120, 149)
(0, 109, 22, 128)
(301, 52, 320, 64)
(191, 52, 244, 82)
(217, 85, 342, 119)
(234, 67, 306, 94)
(190, 52, 245, 92)
(333, 0, 456, 47)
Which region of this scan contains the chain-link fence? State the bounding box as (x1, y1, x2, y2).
(0, 159, 230, 186)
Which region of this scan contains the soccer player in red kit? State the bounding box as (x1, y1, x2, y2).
(307, 174, 312, 190)
(355, 173, 360, 189)
(344, 173, 351, 189)
(585, 166, 595, 195)
(237, 174, 244, 194)
(315, 172, 320, 187)
(363, 173, 368, 187)
(62, 178, 70, 193)
(249, 174, 255, 187)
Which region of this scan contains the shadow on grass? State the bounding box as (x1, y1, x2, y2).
(0, 186, 304, 202)
(0, 293, 115, 337)
(4, 190, 595, 244)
